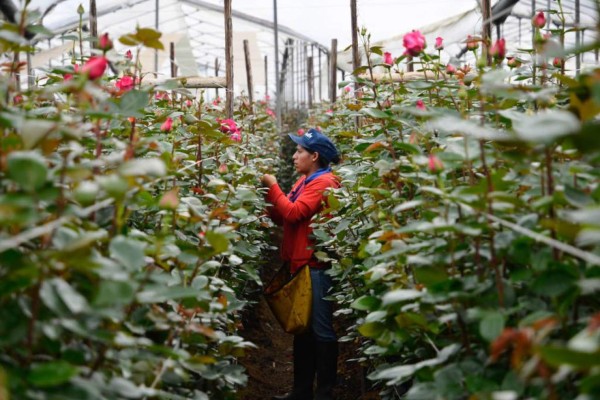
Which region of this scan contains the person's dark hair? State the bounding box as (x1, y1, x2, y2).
(305, 147, 339, 168)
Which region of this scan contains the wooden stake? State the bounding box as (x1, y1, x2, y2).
(482, 0, 492, 65)
(264, 55, 268, 98)
(329, 39, 337, 103)
(170, 42, 177, 78)
(89, 0, 98, 48)
(243, 39, 254, 110)
(215, 58, 220, 98)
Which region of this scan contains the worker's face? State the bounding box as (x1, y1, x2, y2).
(293, 145, 318, 175)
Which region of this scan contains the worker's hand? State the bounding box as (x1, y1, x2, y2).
(261, 174, 277, 188)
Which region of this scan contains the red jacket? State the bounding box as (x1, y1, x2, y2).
(266, 172, 340, 274)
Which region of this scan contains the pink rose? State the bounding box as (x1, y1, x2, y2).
(446, 64, 457, 75)
(325, 109, 333, 116)
(435, 37, 444, 50)
(428, 154, 443, 173)
(532, 11, 546, 28)
(218, 118, 238, 133)
(466, 35, 479, 50)
(161, 117, 173, 132)
(416, 99, 426, 110)
(98, 33, 112, 52)
(344, 86, 352, 93)
(81, 56, 108, 80)
(155, 91, 170, 101)
(230, 131, 242, 142)
(212, 97, 221, 106)
(490, 38, 506, 61)
(383, 51, 394, 65)
(185, 99, 192, 107)
(115, 75, 135, 91)
(403, 30, 426, 56)
(266, 108, 275, 117)
(125, 50, 133, 60)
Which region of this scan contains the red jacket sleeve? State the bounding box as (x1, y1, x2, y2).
(266, 204, 284, 226)
(265, 177, 335, 224)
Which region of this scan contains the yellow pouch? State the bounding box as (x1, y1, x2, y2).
(264, 265, 312, 335)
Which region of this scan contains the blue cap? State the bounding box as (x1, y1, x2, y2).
(288, 129, 340, 164)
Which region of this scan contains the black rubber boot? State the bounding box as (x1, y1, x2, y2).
(272, 332, 316, 400)
(314, 341, 338, 400)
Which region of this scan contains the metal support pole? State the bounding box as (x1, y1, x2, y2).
(351, 0, 360, 90)
(318, 48, 322, 102)
(576, 0, 581, 74)
(224, 0, 234, 119)
(307, 56, 314, 109)
(274, 0, 281, 133)
(215, 58, 220, 98)
(155, 0, 159, 73)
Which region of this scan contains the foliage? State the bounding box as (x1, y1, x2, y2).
(312, 6, 600, 400)
(0, 5, 280, 399)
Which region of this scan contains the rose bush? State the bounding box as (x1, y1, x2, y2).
(0, 8, 280, 399)
(311, 8, 600, 399)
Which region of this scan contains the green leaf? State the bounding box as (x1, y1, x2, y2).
(358, 321, 384, 338)
(381, 289, 423, 306)
(205, 231, 229, 253)
(118, 90, 150, 117)
(414, 265, 448, 287)
(20, 119, 56, 149)
(109, 236, 146, 271)
(351, 295, 381, 311)
(531, 269, 576, 297)
(7, 151, 48, 191)
(94, 281, 136, 307)
(28, 361, 78, 387)
(52, 279, 89, 314)
(361, 108, 390, 119)
(479, 311, 505, 342)
(513, 110, 580, 144)
(539, 346, 600, 369)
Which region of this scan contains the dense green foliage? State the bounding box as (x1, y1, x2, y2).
(0, 8, 281, 399)
(312, 8, 600, 400)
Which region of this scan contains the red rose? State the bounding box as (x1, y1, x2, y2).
(428, 154, 443, 173)
(125, 50, 133, 60)
(161, 117, 173, 132)
(416, 99, 426, 111)
(383, 51, 394, 65)
(115, 75, 135, 91)
(532, 11, 546, 28)
(434, 37, 444, 50)
(490, 38, 506, 62)
(99, 33, 113, 52)
(81, 56, 108, 80)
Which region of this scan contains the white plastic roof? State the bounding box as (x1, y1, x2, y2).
(337, 0, 599, 73)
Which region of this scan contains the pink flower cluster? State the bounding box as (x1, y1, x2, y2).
(218, 118, 242, 142)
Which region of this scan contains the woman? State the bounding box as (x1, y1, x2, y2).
(261, 128, 341, 400)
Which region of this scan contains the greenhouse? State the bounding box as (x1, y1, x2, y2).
(1, 0, 600, 399)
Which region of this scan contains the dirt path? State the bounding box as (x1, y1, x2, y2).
(237, 253, 380, 400)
